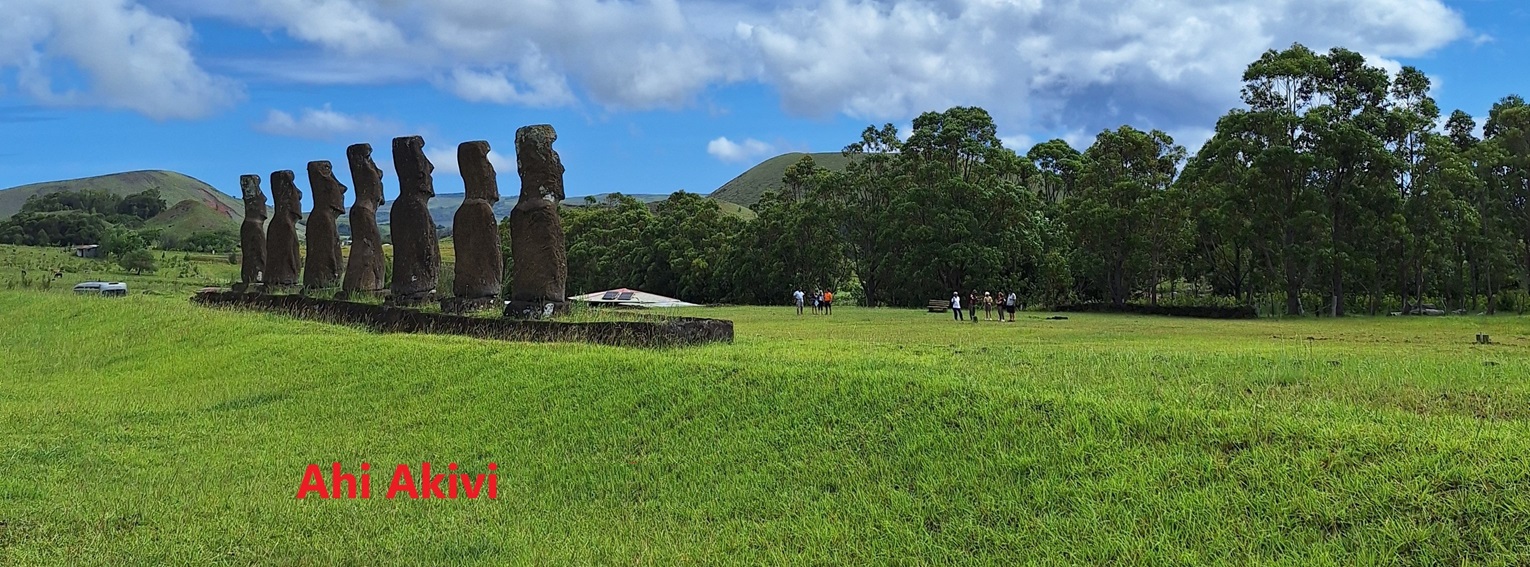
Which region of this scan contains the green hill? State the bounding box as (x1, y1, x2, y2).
(0, 170, 243, 221)
(708, 152, 858, 208)
(146, 199, 240, 241)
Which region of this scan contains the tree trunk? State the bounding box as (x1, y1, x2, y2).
(1285, 279, 1303, 316)
(1470, 258, 1480, 312)
(1331, 266, 1343, 317)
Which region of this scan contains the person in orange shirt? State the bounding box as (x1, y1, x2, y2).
(823, 290, 834, 315)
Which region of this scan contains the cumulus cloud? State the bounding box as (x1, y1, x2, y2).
(743, 0, 1467, 132)
(256, 104, 402, 140)
(0, 0, 241, 119)
(707, 137, 775, 163)
(437, 50, 576, 108)
(8, 0, 1475, 140)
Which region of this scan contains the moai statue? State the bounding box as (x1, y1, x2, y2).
(236, 174, 267, 293)
(264, 170, 304, 289)
(505, 124, 569, 318)
(442, 140, 504, 313)
(302, 161, 347, 292)
(340, 144, 387, 298)
(388, 135, 440, 305)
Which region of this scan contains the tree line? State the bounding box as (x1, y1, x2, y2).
(544, 44, 1530, 315)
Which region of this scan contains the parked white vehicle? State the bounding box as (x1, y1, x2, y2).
(74, 281, 128, 296)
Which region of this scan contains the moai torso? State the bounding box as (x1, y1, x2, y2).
(265, 170, 304, 287)
(342, 144, 387, 294)
(507, 124, 569, 317)
(239, 174, 267, 287)
(388, 136, 440, 304)
(452, 140, 503, 300)
(303, 161, 347, 290)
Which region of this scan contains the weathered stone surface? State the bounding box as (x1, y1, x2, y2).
(341, 143, 387, 296)
(302, 161, 347, 291)
(194, 291, 735, 347)
(388, 136, 440, 305)
(506, 124, 569, 318)
(451, 140, 503, 303)
(237, 174, 267, 292)
(265, 170, 304, 288)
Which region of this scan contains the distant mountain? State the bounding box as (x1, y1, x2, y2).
(0, 170, 242, 221)
(147, 199, 241, 241)
(708, 152, 859, 208)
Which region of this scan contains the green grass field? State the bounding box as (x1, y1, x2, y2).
(1, 244, 239, 296)
(3, 290, 1529, 564)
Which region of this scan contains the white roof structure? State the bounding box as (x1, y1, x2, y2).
(569, 288, 700, 308)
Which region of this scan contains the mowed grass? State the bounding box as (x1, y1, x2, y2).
(2, 293, 1530, 565)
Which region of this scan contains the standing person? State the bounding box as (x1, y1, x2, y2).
(951, 291, 963, 321)
(996, 291, 1007, 322)
(813, 289, 822, 314)
(794, 289, 805, 315)
(823, 290, 834, 315)
(968, 291, 979, 323)
(983, 291, 994, 320)
(1006, 291, 1018, 322)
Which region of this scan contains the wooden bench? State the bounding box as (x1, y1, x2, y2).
(927, 299, 951, 313)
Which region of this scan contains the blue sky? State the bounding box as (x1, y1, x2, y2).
(1, 0, 1526, 209)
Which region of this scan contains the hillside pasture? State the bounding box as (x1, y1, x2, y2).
(2, 292, 1529, 564)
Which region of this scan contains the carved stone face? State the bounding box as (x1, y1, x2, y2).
(392, 135, 435, 199)
(308, 161, 348, 215)
(347, 144, 386, 207)
(240, 175, 267, 221)
(271, 170, 304, 221)
(458, 140, 500, 203)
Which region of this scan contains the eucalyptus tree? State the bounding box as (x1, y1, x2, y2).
(1065, 126, 1186, 305)
(1483, 95, 1530, 295)
(1221, 44, 1329, 314)
(834, 123, 906, 306)
(897, 107, 1041, 298)
(1027, 139, 1084, 205)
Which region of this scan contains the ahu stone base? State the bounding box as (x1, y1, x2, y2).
(192, 291, 731, 348)
(504, 300, 570, 320)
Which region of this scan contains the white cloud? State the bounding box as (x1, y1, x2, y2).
(0, 0, 241, 119)
(256, 104, 401, 140)
(424, 145, 514, 176)
(7, 0, 1475, 138)
(438, 49, 575, 108)
(742, 0, 1467, 130)
(707, 137, 775, 163)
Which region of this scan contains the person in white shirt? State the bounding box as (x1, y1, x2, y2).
(950, 291, 963, 321)
(793, 289, 805, 315)
(1006, 292, 1018, 322)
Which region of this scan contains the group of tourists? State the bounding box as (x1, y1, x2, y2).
(793, 289, 835, 315)
(950, 290, 1019, 322)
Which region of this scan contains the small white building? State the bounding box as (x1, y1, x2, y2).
(569, 288, 699, 308)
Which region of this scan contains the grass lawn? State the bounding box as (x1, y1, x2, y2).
(2, 292, 1529, 564)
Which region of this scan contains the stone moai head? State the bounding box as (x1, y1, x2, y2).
(392, 135, 435, 199)
(240, 174, 267, 221)
(347, 143, 385, 207)
(458, 140, 499, 203)
(307, 160, 347, 214)
(271, 170, 303, 221)
(515, 124, 565, 202)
